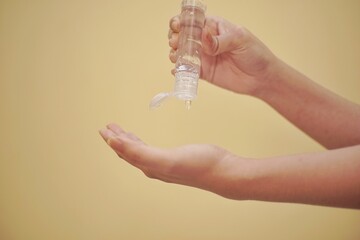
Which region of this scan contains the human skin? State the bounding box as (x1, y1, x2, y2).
(99, 16, 360, 209)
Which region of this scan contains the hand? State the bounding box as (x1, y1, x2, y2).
(168, 15, 279, 95)
(99, 123, 250, 199)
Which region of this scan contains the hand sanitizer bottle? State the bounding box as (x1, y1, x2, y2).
(173, 0, 206, 109)
(150, 0, 206, 110)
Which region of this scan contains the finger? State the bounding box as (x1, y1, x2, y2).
(216, 27, 246, 54)
(169, 48, 177, 63)
(201, 27, 219, 56)
(168, 32, 179, 49)
(167, 29, 173, 39)
(127, 132, 144, 144)
(106, 123, 126, 136)
(99, 128, 117, 142)
(204, 17, 220, 35)
(169, 15, 180, 33)
(105, 135, 127, 160)
(202, 26, 246, 56)
(203, 16, 245, 56)
(107, 135, 171, 170)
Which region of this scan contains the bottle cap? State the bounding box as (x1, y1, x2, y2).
(149, 92, 172, 109)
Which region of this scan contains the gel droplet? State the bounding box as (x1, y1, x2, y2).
(185, 100, 191, 110)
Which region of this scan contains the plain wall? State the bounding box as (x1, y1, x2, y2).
(0, 0, 359, 239)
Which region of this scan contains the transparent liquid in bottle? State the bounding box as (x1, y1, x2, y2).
(173, 1, 206, 108)
(149, 0, 206, 110)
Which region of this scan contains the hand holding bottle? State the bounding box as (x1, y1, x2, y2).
(169, 15, 280, 96)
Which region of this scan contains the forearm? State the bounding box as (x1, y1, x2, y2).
(101, 124, 360, 209)
(254, 59, 360, 149)
(233, 145, 360, 209)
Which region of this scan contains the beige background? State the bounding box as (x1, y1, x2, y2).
(1, 0, 359, 239)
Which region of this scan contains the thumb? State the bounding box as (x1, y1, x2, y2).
(202, 26, 246, 56)
(201, 27, 219, 56)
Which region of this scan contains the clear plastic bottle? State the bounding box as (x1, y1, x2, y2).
(149, 0, 206, 110)
(173, 0, 206, 108)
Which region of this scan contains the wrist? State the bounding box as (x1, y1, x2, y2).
(210, 154, 261, 201)
(250, 57, 288, 101)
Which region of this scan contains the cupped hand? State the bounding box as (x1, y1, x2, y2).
(99, 123, 250, 199)
(168, 15, 279, 95)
